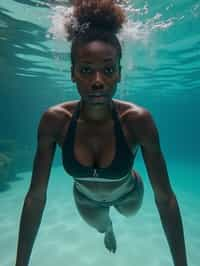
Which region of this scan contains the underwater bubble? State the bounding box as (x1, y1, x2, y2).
(47, 5, 74, 41)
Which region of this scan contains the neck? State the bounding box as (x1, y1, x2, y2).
(79, 100, 113, 123)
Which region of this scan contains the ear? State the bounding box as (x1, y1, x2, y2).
(117, 65, 121, 83)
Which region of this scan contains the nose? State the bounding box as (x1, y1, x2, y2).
(92, 71, 104, 90)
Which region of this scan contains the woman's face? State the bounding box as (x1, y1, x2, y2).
(71, 40, 121, 105)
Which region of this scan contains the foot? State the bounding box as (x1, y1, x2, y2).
(104, 223, 117, 253)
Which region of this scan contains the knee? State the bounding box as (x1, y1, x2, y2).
(122, 208, 137, 217)
(115, 190, 144, 217)
(95, 218, 112, 233)
(97, 227, 106, 233)
(116, 204, 140, 217)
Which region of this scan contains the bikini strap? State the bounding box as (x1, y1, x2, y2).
(111, 102, 125, 141)
(70, 101, 81, 124)
(64, 101, 80, 142)
(112, 102, 133, 157)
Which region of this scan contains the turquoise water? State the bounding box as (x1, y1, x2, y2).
(0, 0, 199, 265)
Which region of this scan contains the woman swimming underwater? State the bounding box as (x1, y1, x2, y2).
(15, 1, 187, 265)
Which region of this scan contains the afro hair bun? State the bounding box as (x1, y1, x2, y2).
(66, 0, 126, 40)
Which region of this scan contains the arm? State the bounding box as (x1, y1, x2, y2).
(137, 110, 187, 266)
(15, 111, 57, 266)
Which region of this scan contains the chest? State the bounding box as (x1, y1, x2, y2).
(59, 117, 137, 168)
(75, 121, 116, 166)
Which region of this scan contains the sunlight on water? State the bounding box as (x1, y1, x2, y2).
(46, 0, 194, 77)
(46, 0, 189, 96)
(47, 1, 177, 42)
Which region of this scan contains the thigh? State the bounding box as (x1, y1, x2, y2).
(114, 170, 144, 217)
(73, 184, 111, 231)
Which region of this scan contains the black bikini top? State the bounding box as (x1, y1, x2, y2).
(62, 101, 136, 179)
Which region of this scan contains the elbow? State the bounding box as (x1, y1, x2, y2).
(155, 192, 177, 208)
(25, 191, 47, 208)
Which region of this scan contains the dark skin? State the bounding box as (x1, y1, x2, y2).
(15, 40, 188, 266)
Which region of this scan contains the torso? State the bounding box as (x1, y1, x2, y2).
(50, 99, 143, 201)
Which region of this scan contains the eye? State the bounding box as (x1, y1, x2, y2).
(104, 66, 116, 75)
(80, 66, 93, 74)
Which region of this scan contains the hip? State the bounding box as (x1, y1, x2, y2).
(73, 170, 143, 207)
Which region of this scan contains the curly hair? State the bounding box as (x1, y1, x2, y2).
(65, 0, 126, 64)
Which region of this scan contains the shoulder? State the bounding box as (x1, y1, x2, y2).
(114, 99, 152, 123)
(38, 100, 79, 139)
(115, 99, 158, 143)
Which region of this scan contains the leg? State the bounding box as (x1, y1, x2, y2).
(114, 170, 144, 217)
(73, 184, 117, 253)
(73, 184, 111, 233)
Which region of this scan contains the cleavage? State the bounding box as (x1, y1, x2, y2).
(73, 120, 116, 168)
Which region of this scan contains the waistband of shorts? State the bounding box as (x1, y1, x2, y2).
(74, 172, 138, 206)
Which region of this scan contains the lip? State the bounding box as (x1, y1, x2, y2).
(88, 93, 107, 97)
